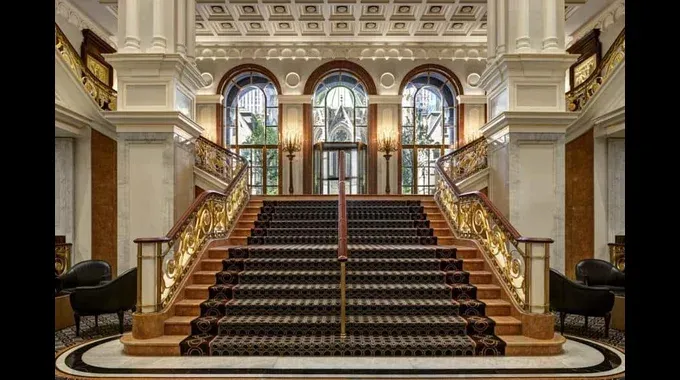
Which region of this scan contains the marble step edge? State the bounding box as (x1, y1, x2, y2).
(120, 332, 564, 357)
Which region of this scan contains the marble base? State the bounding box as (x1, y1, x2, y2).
(56, 335, 624, 378)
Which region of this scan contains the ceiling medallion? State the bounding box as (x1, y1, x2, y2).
(305, 6, 316, 13)
(394, 22, 406, 29)
(337, 22, 348, 29)
(250, 23, 261, 29)
(274, 6, 286, 14)
(211, 6, 224, 13)
(423, 23, 434, 30)
(243, 6, 255, 14)
(280, 23, 291, 29)
(460, 6, 473, 13)
(398, 6, 410, 13)
(430, 6, 442, 13)
(221, 23, 233, 29)
(308, 22, 319, 29)
(452, 23, 464, 30)
(337, 6, 348, 13)
(368, 6, 379, 13)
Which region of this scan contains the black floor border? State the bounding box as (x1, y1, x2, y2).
(58, 335, 623, 376)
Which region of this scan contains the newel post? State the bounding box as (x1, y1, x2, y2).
(520, 238, 553, 314)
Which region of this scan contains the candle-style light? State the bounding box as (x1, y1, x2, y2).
(377, 130, 399, 194)
(281, 131, 302, 194)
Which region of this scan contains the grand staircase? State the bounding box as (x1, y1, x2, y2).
(168, 197, 515, 356)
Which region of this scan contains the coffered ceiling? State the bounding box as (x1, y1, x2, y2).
(95, 0, 587, 44)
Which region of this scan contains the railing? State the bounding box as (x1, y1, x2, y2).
(194, 137, 244, 183)
(566, 28, 625, 112)
(55, 23, 118, 111)
(55, 243, 72, 275)
(608, 243, 625, 272)
(133, 147, 249, 313)
(337, 151, 348, 339)
(434, 140, 553, 313)
(447, 136, 488, 183)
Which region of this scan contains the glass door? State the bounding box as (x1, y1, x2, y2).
(313, 142, 366, 195)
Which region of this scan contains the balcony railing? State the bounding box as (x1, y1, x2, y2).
(55, 23, 117, 111)
(566, 28, 625, 112)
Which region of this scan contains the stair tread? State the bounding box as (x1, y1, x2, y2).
(218, 315, 469, 324)
(474, 283, 501, 289)
(234, 283, 453, 289)
(166, 316, 196, 324)
(176, 299, 205, 306)
(489, 316, 521, 325)
(121, 333, 185, 346)
(186, 284, 213, 290)
(226, 298, 458, 306)
(479, 299, 511, 306)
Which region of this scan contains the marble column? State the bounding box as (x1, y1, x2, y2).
(607, 138, 625, 245)
(55, 138, 75, 254)
(481, 0, 578, 276)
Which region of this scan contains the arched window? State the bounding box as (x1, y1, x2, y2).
(223, 70, 280, 195)
(312, 71, 368, 144)
(400, 68, 460, 194)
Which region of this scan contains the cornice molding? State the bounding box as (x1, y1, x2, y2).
(567, 0, 625, 49)
(481, 111, 579, 139)
(103, 111, 205, 139)
(195, 44, 488, 62)
(196, 94, 224, 104)
(277, 95, 312, 104)
(55, 0, 116, 49)
(457, 95, 487, 105)
(104, 53, 208, 93)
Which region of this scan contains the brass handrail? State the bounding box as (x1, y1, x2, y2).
(434, 139, 553, 312)
(194, 137, 243, 186)
(608, 243, 625, 272)
(566, 28, 625, 112)
(337, 150, 348, 339)
(134, 147, 249, 313)
(55, 243, 72, 275)
(55, 23, 117, 111)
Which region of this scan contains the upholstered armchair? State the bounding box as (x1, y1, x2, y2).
(575, 259, 625, 294)
(549, 269, 615, 337)
(56, 260, 112, 295)
(69, 267, 137, 336)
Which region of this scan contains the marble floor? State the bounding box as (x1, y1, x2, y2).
(55, 334, 624, 379)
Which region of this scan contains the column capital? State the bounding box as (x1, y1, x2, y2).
(481, 111, 578, 140)
(104, 53, 208, 93)
(456, 95, 487, 105)
(104, 111, 204, 140)
(196, 94, 224, 104)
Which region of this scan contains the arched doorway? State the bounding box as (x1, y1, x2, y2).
(303, 60, 377, 194)
(398, 65, 463, 194)
(217, 65, 282, 195)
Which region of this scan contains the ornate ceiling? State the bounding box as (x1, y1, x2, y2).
(99, 0, 586, 44)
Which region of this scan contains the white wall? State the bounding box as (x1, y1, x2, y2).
(55, 12, 84, 53)
(607, 138, 625, 243)
(174, 139, 196, 221)
(55, 138, 75, 248)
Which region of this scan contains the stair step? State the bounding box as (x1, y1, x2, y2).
(164, 316, 195, 335)
(208, 247, 231, 259)
(475, 283, 502, 299)
(468, 271, 493, 284)
(121, 333, 183, 356)
(193, 271, 220, 284)
(184, 284, 211, 299)
(490, 316, 522, 335)
(174, 299, 203, 316)
(480, 299, 512, 316)
(201, 258, 224, 271)
(181, 334, 505, 356)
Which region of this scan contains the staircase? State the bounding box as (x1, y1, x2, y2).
(163, 196, 517, 356)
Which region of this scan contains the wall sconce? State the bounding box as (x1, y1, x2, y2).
(377, 131, 398, 194)
(281, 132, 302, 194)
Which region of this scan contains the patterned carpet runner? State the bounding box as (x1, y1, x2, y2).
(179, 200, 506, 356)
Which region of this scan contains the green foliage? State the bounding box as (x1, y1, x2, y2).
(402, 111, 436, 191)
(242, 115, 278, 145)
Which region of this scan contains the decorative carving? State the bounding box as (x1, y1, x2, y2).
(55, 0, 116, 49)
(285, 72, 301, 88)
(466, 73, 481, 87)
(379, 72, 396, 89)
(55, 23, 118, 111)
(608, 243, 625, 272)
(85, 55, 110, 85)
(55, 243, 72, 275)
(566, 29, 624, 112)
(567, 29, 601, 90)
(573, 54, 597, 88)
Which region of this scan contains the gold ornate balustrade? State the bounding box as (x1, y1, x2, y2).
(194, 137, 244, 184)
(447, 136, 488, 183)
(55, 23, 117, 111)
(55, 243, 72, 275)
(608, 243, 625, 272)
(566, 28, 625, 112)
(134, 149, 249, 312)
(435, 140, 553, 312)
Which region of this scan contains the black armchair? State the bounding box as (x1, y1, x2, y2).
(56, 260, 112, 295)
(550, 269, 615, 337)
(69, 267, 137, 336)
(575, 259, 625, 294)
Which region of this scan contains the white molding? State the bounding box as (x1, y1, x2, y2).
(277, 95, 312, 104)
(196, 36, 488, 45)
(55, 102, 91, 136)
(481, 111, 578, 138)
(370, 95, 403, 105)
(565, 60, 625, 143)
(594, 106, 625, 129)
(194, 166, 228, 193)
(104, 53, 209, 93)
(195, 43, 488, 62)
(457, 95, 487, 105)
(55, 0, 117, 48)
(196, 94, 224, 104)
(103, 111, 205, 139)
(455, 167, 489, 194)
(568, 0, 625, 49)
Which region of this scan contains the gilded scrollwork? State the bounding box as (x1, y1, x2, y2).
(55, 23, 117, 111)
(55, 243, 72, 275)
(435, 149, 528, 309)
(194, 137, 246, 184)
(566, 29, 625, 112)
(608, 243, 625, 272)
